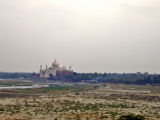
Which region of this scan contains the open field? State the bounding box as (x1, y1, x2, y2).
(0, 84, 160, 120)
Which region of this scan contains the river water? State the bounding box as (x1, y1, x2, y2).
(0, 84, 49, 90)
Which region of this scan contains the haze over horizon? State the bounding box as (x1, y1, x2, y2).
(0, 0, 160, 73)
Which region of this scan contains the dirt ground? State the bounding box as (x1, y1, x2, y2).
(0, 84, 160, 120)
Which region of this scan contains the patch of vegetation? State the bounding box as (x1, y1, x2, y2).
(107, 103, 129, 108)
(101, 114, 109, 119)
(117, 114, 145, 120)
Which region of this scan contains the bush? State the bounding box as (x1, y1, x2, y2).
(117, 114, 145, 120)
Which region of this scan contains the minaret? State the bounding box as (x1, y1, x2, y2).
(40, 65, 42, 71)
(69, 65, 72, 70)
(45, 65, 48, 70)
(40, 65, 42, 77)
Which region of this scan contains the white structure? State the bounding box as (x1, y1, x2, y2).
(40, 59, 73, 78)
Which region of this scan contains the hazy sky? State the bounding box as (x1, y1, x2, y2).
(0, 0, 160, 73)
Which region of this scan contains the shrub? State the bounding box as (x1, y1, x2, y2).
(117, 114, 145, 120)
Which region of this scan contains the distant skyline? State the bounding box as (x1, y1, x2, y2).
(0, 0, 160, 73)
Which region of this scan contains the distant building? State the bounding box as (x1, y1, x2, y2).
(40, 59, 73, 78)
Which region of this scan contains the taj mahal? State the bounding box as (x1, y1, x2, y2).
(40, 59, 73, 78)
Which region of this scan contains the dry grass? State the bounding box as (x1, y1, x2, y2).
(0, 84, 159, 120)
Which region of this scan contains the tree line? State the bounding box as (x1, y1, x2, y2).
(50, 72, 160, 85)
(0, 72, 160, 85)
